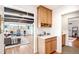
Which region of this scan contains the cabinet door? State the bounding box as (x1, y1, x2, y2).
(51, 40, 56, 52)
(37, 7, 44, 23)
(40, 6, 47, 27)
(37, 6, 47, 27)
(39, 6, 47, 23)
(45, 41, 51, 54)
(37, 6, 45, 27)
(40, 7, 45, 24)
(43, 8, 47, 24)
(47, 10, 52, 27)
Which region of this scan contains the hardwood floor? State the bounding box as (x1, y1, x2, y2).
(62, 46, 79, 54)
(5, 35, 34, 54)
(73, 39, 79, 48)
(62, 38, 79, 54)
(5, 44, 33, 54)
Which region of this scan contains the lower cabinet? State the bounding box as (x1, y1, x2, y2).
(45, 40, 52, 53)
(62, 34, 66, 46)
(38, 36, 57, 54)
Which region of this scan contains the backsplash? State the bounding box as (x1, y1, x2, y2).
(37, 28, 52, 35)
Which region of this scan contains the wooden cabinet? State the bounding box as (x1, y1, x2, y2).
(47, 10, 52, 27)
(45, 40, 52, 53)
(38, 36, 57, 54)
(62, 34, 66, 46)
(37, 6, 52, 27)
(51, 40, 56, 52)
(45, 37, 56, 54)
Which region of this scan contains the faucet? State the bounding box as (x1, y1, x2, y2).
(43, 31, 46, 35)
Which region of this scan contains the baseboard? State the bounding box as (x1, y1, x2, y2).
(34, 52, 38, 54)
(56, 50, 62, 54)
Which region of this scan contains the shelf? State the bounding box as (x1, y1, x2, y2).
(4, 12, 34, 19)
(4, 14, 34, 20)
(4, 7, 34, 17)
(4, 7, 34, 24)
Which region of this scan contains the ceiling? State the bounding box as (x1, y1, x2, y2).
(5, 5, 64, 11)
(42, 5, 64, 10)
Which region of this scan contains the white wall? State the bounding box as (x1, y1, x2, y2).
(0, 5, 4, 54)
(53, 8, 62, 53)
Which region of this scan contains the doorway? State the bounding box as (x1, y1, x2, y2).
(4, 7, 34, 54)
(62, 11, 79, 54)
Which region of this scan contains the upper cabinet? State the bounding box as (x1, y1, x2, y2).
(37, 6, 52, 27)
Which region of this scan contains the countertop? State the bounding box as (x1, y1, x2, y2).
(38, 35, 56, 39)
